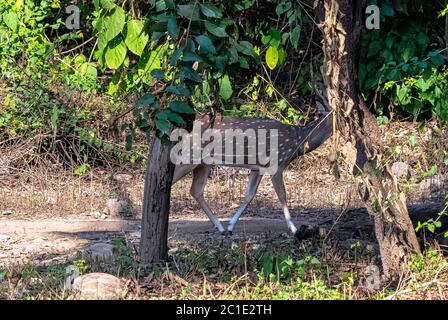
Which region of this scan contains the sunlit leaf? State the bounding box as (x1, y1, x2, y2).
(124, 20, 148, 56)
(265, 46, 279, 70)
(105, 6, 126, 42)
(105, 37, 127, 69)
(3, 10, 18, 32)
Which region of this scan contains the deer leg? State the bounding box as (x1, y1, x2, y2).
(190, 165, 226, 234)
(172, 165, 198, 184)
(227, 170, 262, 234)
(271, 172, 298, 234)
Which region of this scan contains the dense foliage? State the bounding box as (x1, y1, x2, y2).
(0, 0, 447, 157)
(361, 0, 448, 122)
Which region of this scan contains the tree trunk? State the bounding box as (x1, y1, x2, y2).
(317, 0, 421, 280)
(139, 137, 174, 265)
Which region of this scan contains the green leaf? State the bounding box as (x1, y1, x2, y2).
(427, 165, 438, 177)
(169, 47, 183, 66)
(265, 46, 279, 70)
(79, 63, 98, 78)
(290, 26, 301, 50)
(262, 28, 281, 48)
(275, 3, 285, 16)
(180, 67, 202, 83)
(219, 75, 233, 100)
(236, 41, 254, 56)
(177, 4, 201, 21)
(124, 20, 148, 56)
(408, 135, 417, 148)
(402, 47, 413, 62)
(183, 52, 202, 62)
(125, 133, 134, 151)
(430, 54, 445, 67)
(155, 118, 171, 134)
(100, 0, 116, 10)
(163, 110, 187, 125)
(136, 93, 155, 106)
(105, 37, 127, 69)
(381, 3, 395, 17)
(205, 21, 228, 37)
(98, 31, 109, 52)
(167, 16, 178, 40)
(195, 35, 216, 54)
(209, 55, 228, 71)
(417, 61, 428, 69)
(169, 101, 195, 114)
(151, 68, 165, 79)
(200, 4, 223, 18)
(3, 10, 18, 31)
(239, 56, 249, 69)
(164, 0, 175, 9)
(228, 47, 238, 63)
(367, 41, 382, 58)
(105, 6, 126, 42)
(165, 85, 191, 96)
(278, 47, 287, 65)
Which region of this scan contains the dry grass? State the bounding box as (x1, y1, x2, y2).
(0, 119, 447, 300)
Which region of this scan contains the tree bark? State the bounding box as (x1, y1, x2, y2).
(139, 137, 174, 265)
(317, 0, 421, 280)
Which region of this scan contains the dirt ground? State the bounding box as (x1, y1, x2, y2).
(0, 121, 447, 270)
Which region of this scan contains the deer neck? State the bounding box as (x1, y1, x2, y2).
(291, 111, 333, 156)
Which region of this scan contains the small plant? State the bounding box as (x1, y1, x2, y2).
(73, 260, 88, 276)
(20, 265, 37, 279)
(0, 270, 7, 281)
(416, 194, 448, 237)
(112, 238, 136, 272)
(408, 135, 417, 149)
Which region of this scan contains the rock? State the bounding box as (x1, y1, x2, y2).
(105, 199, 131, 217)
(25, 237, 45, 253)
(391, 162, 408, 178)
(72, 273, 123, 300)
(112, 173, 133, 183)
(84, 243, 117, 263)
(46, 196, 57, 205)
(91, 211, 102, 218)
(0, 234, 10, 242)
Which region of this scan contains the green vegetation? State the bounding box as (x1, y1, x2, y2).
(1, 0, 446, 156)
(361, 0, 448, 123)
(1, 0, 447, 300)
(1, 236, 447, 300)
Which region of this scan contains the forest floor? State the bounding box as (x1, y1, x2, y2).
(0, 121, 447, 299)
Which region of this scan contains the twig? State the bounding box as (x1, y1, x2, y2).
(59, 37, 95, 55)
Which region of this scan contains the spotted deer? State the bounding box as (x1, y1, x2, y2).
(171, 101, 333, 236)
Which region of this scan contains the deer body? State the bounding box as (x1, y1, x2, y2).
(172, 103, 333, 236)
